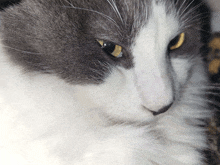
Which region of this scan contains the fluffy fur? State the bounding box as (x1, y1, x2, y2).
(0, 0, 212, 164)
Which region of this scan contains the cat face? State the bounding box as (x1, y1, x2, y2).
(1, 0, 210, 122)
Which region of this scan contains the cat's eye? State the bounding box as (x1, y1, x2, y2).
(97, 40, 123, 58)
(169, 32, 185, 50)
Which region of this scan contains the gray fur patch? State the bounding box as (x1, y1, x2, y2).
(0, 0, 210, 84)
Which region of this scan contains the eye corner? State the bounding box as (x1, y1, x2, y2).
(96, 39, 104, 47)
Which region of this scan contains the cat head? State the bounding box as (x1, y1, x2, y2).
(0, 0, 211, 122)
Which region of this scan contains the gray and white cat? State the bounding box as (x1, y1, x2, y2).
(0, 0, 212, 164)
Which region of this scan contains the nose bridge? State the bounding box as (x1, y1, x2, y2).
(131, 2, 178, 112)
(136, 52, 174, 111)
(132, 30, 174, 112)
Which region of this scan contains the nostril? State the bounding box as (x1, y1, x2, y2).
(152, 102, 173, 116)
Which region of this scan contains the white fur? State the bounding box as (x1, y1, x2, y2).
(132, 2, 179, 111)
(0, 1, 209, 165)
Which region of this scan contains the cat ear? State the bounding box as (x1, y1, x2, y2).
(0, 0, 21, 11)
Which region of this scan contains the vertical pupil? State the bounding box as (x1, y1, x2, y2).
(103, 42, 116, 53)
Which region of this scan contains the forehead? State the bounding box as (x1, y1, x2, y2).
(133, 1, 179, 45)
(80, 0, 196, 43)
(132, 1, 179, 60)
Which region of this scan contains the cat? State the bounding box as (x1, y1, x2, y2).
(0, 0, 213, 164)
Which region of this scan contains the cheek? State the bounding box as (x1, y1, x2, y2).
(171, 58, 191, 85)
(75, 68, 154, 122)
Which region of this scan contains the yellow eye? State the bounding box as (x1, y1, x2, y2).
(97, 40, 123, 58)
(169, 33, 185, 50)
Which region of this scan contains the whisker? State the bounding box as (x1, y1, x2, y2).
(184, 85, 220, 90)
(180, 1, 203, 20)
(191, 26, 212, 34)
(62, 0, 120, 30)
(206, 83, 220, 87)
(179, 0, 195, 18)
(187, 91, 220, 97)
(166, 4, 173, 14)
(187, 98, 220, 108)
(106, 0, 124, 25)
(182, 14, 209, 26)
(2, 45, 41, 55)
(176, 100, 212, 119)
(176, 0, 188, 16)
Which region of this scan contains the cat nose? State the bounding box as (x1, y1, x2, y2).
(150, 102, 173, 115)
(142, 98, 174, 115)
(138, 73, 174, 114)
(138, 75, 174, 114)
